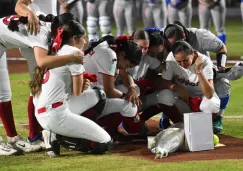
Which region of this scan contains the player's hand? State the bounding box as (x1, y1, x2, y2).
(195, 56, 203, 73)
(83, 79, 90, 91)
(72, 50, 84, 64)
(27, 11, 40, 36)
(217, 66, 226, 72)
(125, 87, 142, 108)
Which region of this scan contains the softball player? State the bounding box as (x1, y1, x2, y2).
(142, 0, 167, 29)
(158, 41, 220, 122)
(0, 13, 84, 152)
(164, 22, 229, 133)
(58, 0, 84, 24)
(198, 0, 227, 44)
(113, 0, 136, 36)
(15, 0, 58, 146)
(167, 0, 192, 27)
(32, 20, 112, 156)
(86, 0, 112, 41)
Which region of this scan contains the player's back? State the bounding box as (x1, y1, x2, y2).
(0, 15, 50, 50)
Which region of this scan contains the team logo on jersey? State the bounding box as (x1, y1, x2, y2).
(174, 74, 199, 86)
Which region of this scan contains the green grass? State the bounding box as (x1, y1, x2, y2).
(0, 74, 243, 170)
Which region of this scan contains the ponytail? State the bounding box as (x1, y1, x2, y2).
(29, 67, 45, 97)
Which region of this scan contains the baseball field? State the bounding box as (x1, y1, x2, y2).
(1, 18, 243, 170)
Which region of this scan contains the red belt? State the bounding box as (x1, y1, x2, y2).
(37, 102, 63, 114)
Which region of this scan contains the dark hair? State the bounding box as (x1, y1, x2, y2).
(115, 40, 142, 66)
(164, 21, 185, 41)
(171, 40, 193, 57)
(148, 32, 164, 47)
(132, 30, 149, 41)
(30, 19, 85, 97)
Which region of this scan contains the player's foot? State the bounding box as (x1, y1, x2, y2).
(0, 141, 18, 156)
(42, 130, 60, 157)
(27, 133, 46, 149)
(7, 135, 42, 153)
(213, 115, 223, 134)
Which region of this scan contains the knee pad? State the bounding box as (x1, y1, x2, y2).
(99, 16, 112, 37)
(157, 89, 176, 106)
(86, 16, 99, 40)
(93, 87, 107, 118)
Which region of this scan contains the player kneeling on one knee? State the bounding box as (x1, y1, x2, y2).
(31, 20, 112, 157)
(157, 41, 220, 123)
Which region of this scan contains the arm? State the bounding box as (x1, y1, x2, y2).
(57, 0, 69, 12)
(15, 0, 39, 35)
(195, 57, 215, 99)
(102, 74, 123, 98)
(34, 47, 84, 68)
(72, 74, 84, 95)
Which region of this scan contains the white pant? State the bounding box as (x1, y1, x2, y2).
(157, 89, 220, 114)
(36, 103, 111, 143)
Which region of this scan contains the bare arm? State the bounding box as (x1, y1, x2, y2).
(102, 74, 123, 98)
(34, 47, 84, 68)
(15, 0, 40, 35)
(72, 74, 84, 96)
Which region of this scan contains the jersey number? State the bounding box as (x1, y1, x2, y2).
(3, 15, 20, 26)
(42, 70, 50, 84)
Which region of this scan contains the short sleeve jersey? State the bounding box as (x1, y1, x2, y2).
(29, 0, 57, 15)
(0, 16, 50, 50)
(162, 52, 214, 96)
(187, 28, 223, 55)
(128, 54, 160, 80)
(84, 41, 117, 89)
(33, 45, 85, 109)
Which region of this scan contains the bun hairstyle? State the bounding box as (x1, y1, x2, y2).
(115, 36, 142, 65)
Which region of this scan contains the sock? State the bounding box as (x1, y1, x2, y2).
(28, 96, 42, 139)
(0, 101, 18, 137)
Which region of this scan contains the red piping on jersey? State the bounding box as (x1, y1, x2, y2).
(98, 72, 115, 77)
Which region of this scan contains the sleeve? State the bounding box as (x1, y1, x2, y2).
(162, 61, 175, 81)
(202, 56, 214, 80)
(68, 64, 85, 76)
(147, 56, 161, 70)
(96, 49, 117, 76)
(197, 29, 223, 53)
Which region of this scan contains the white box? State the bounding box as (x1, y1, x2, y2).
(184, 112, 214, 152)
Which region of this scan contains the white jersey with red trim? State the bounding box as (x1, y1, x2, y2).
(29, 0, 57, 15)
(162, 52, 213, 97)
(128, 54, 160, 80)
(84, 41, 117, 89)
(33, 45, 85, 109)
(0, 16, 50, 50)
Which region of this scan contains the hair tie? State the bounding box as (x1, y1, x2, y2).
(52, 27, 64, 52)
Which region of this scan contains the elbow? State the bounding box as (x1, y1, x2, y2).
(36, 60, 46, 69)
(205, 89, 214, 100)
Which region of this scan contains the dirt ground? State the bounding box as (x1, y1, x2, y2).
(7, 49, 243, 162)
(112, 120, 243, 162)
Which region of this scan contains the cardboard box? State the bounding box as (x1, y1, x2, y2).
(184, 112, 214, 152)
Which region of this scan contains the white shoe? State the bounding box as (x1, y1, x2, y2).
(0, 142, 18, 155)
(27, 138, 46, 149)
(42, 130, 60, 157)
(7, 135, 42, 153)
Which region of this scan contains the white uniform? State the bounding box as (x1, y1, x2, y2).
(34, 44, 111, 143)
(158, 52, 220, 114)
(29, 0, 57, 15)
(0, 16, 50, 102)
(84, 41, 137, 118)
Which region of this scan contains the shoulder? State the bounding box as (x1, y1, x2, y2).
(57, 45, 79, 56)
(166, 52, 176, 62)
